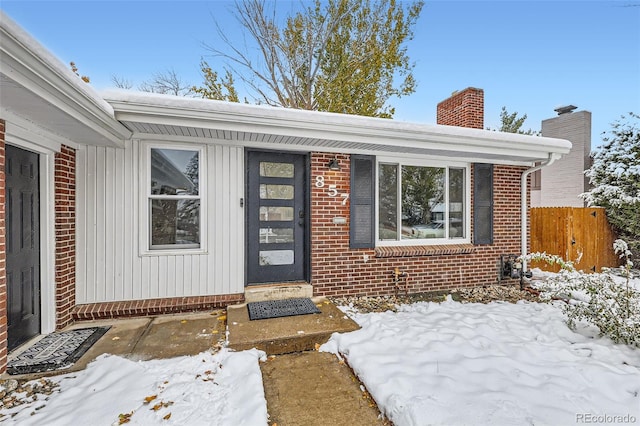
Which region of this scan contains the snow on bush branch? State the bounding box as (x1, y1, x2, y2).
(521, 252, 577, 272)
(613, 238, 634, 269)
(528, 240, 640, 348)
(581, 112, 640, 262)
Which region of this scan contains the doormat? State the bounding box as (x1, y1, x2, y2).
(247, 298, 321, 321)
(7, 326, 110, 375)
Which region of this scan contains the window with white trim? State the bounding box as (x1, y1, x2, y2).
(147, 147, 203, 250)
(377, 160, 468, 243)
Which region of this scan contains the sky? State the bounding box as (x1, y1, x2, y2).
(1, 0, 639, 148)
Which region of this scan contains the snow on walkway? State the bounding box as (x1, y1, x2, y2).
(322, 299, 640, 426)
(1, 348, 267, 426)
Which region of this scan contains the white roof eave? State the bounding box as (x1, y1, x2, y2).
(103, 90, 572, 163)
(0, 12, 131, 148)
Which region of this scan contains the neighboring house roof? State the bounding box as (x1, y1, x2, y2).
(1, 11, 571, 164)
(104, 89, 570, 165)
(0, 11, 131, 148)
(151, 148, 196, 194)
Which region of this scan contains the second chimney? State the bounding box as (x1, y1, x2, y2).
(437, 87, 484, 129)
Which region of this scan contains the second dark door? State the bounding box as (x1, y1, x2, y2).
(6, 145, 41, 350)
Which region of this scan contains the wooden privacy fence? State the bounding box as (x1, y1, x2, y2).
(530, 207, 620, 273)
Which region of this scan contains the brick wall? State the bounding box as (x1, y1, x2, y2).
(54, 145, 76, 329)
(72, 293, 244, 321)
(310, 152, 524, 297)
(0, 120, 6, 373)
(311, 153, 352, 289)
(436, 87, 484, 129)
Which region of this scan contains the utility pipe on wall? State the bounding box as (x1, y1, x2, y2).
(520, 153, 562, 272)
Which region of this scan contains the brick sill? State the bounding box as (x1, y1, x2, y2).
(375, 244, 476, 258)
(72, 293, 244, 321)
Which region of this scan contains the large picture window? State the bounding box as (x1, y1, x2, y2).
(378, 161, 467, 243)
(148, 147, 203, 250)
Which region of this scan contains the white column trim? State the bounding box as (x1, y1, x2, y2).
(40, 154, 56, 333)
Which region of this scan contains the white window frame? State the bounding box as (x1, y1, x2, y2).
(140, 142, 207, 255)
(376, 157, 471, 246)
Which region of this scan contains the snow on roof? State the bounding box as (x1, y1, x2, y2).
(0, 11, 115, 118)
(103, 89, 572, 161)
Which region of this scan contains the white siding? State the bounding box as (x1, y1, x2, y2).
(76, 140, 245, 304)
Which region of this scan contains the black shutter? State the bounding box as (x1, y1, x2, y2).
(350, 155, 375, 249)
(473, 163, 493, 245)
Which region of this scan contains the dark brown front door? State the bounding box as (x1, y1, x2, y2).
(246, 151, 308, 285)
(6, 145, 41, 350)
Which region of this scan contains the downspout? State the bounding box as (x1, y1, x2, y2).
(521, 153, 561, 272)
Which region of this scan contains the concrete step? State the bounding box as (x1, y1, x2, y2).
(244, 282, 313, 303)
(226, 297, 359, 355)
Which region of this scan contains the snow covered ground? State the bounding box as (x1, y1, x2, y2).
(321, 298, 640, 425)
(0, 349, 268, 426)
(2, 274, 639, 426)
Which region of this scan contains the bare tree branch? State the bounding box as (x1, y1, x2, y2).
(111, 75, 133, 89)
(139, 69, 194, 97)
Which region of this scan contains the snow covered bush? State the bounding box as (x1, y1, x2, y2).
(524, 252, 577, 273)
(530, 240, 640, 347)
(582, 112, 640, 263)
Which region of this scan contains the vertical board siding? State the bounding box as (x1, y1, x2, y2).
(114, 147, 125, 300)
(105, 147, 116, 301)
(95, 147, 106, 301)
(76, 142, 244, 304)
(76, 146, 86, 304)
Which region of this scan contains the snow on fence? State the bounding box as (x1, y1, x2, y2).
(530, 207, 620, 273)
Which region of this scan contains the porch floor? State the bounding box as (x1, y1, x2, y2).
(227, 297, 360, 355)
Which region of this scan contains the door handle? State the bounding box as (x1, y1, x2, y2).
(298, 209, 304, 225)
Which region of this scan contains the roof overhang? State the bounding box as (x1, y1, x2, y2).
(0, 12, 131, 149)
(105, 90, 572, 165)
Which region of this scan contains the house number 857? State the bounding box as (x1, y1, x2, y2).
(315, 175, 350, 205)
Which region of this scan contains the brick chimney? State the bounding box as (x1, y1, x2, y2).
(436, 87, 484, 129)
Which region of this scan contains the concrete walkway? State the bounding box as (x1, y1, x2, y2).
(3, 310, 228, 381)
(261, 351, 386, 425)
(226, 297, 387, 425)
(3, 300, 388, 425)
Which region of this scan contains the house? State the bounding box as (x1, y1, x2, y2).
(0, 13, 571, 373)
(531, 105, 592, 207)
(527, 107, 619, 272)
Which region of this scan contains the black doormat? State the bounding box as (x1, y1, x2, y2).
(247, 298, 321, 321)
(7, 326, 110, 375)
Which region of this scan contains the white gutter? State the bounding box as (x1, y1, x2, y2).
(521, 153, 562, 271)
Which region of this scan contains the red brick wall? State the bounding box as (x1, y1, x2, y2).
(436, 87, 484, 129)
(72, 293, 244, 321)
(311, 153, 352, 287)
(0, 120, 6, 373)
(55, 145, 76, 329)
(310, 152, 524, 297)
